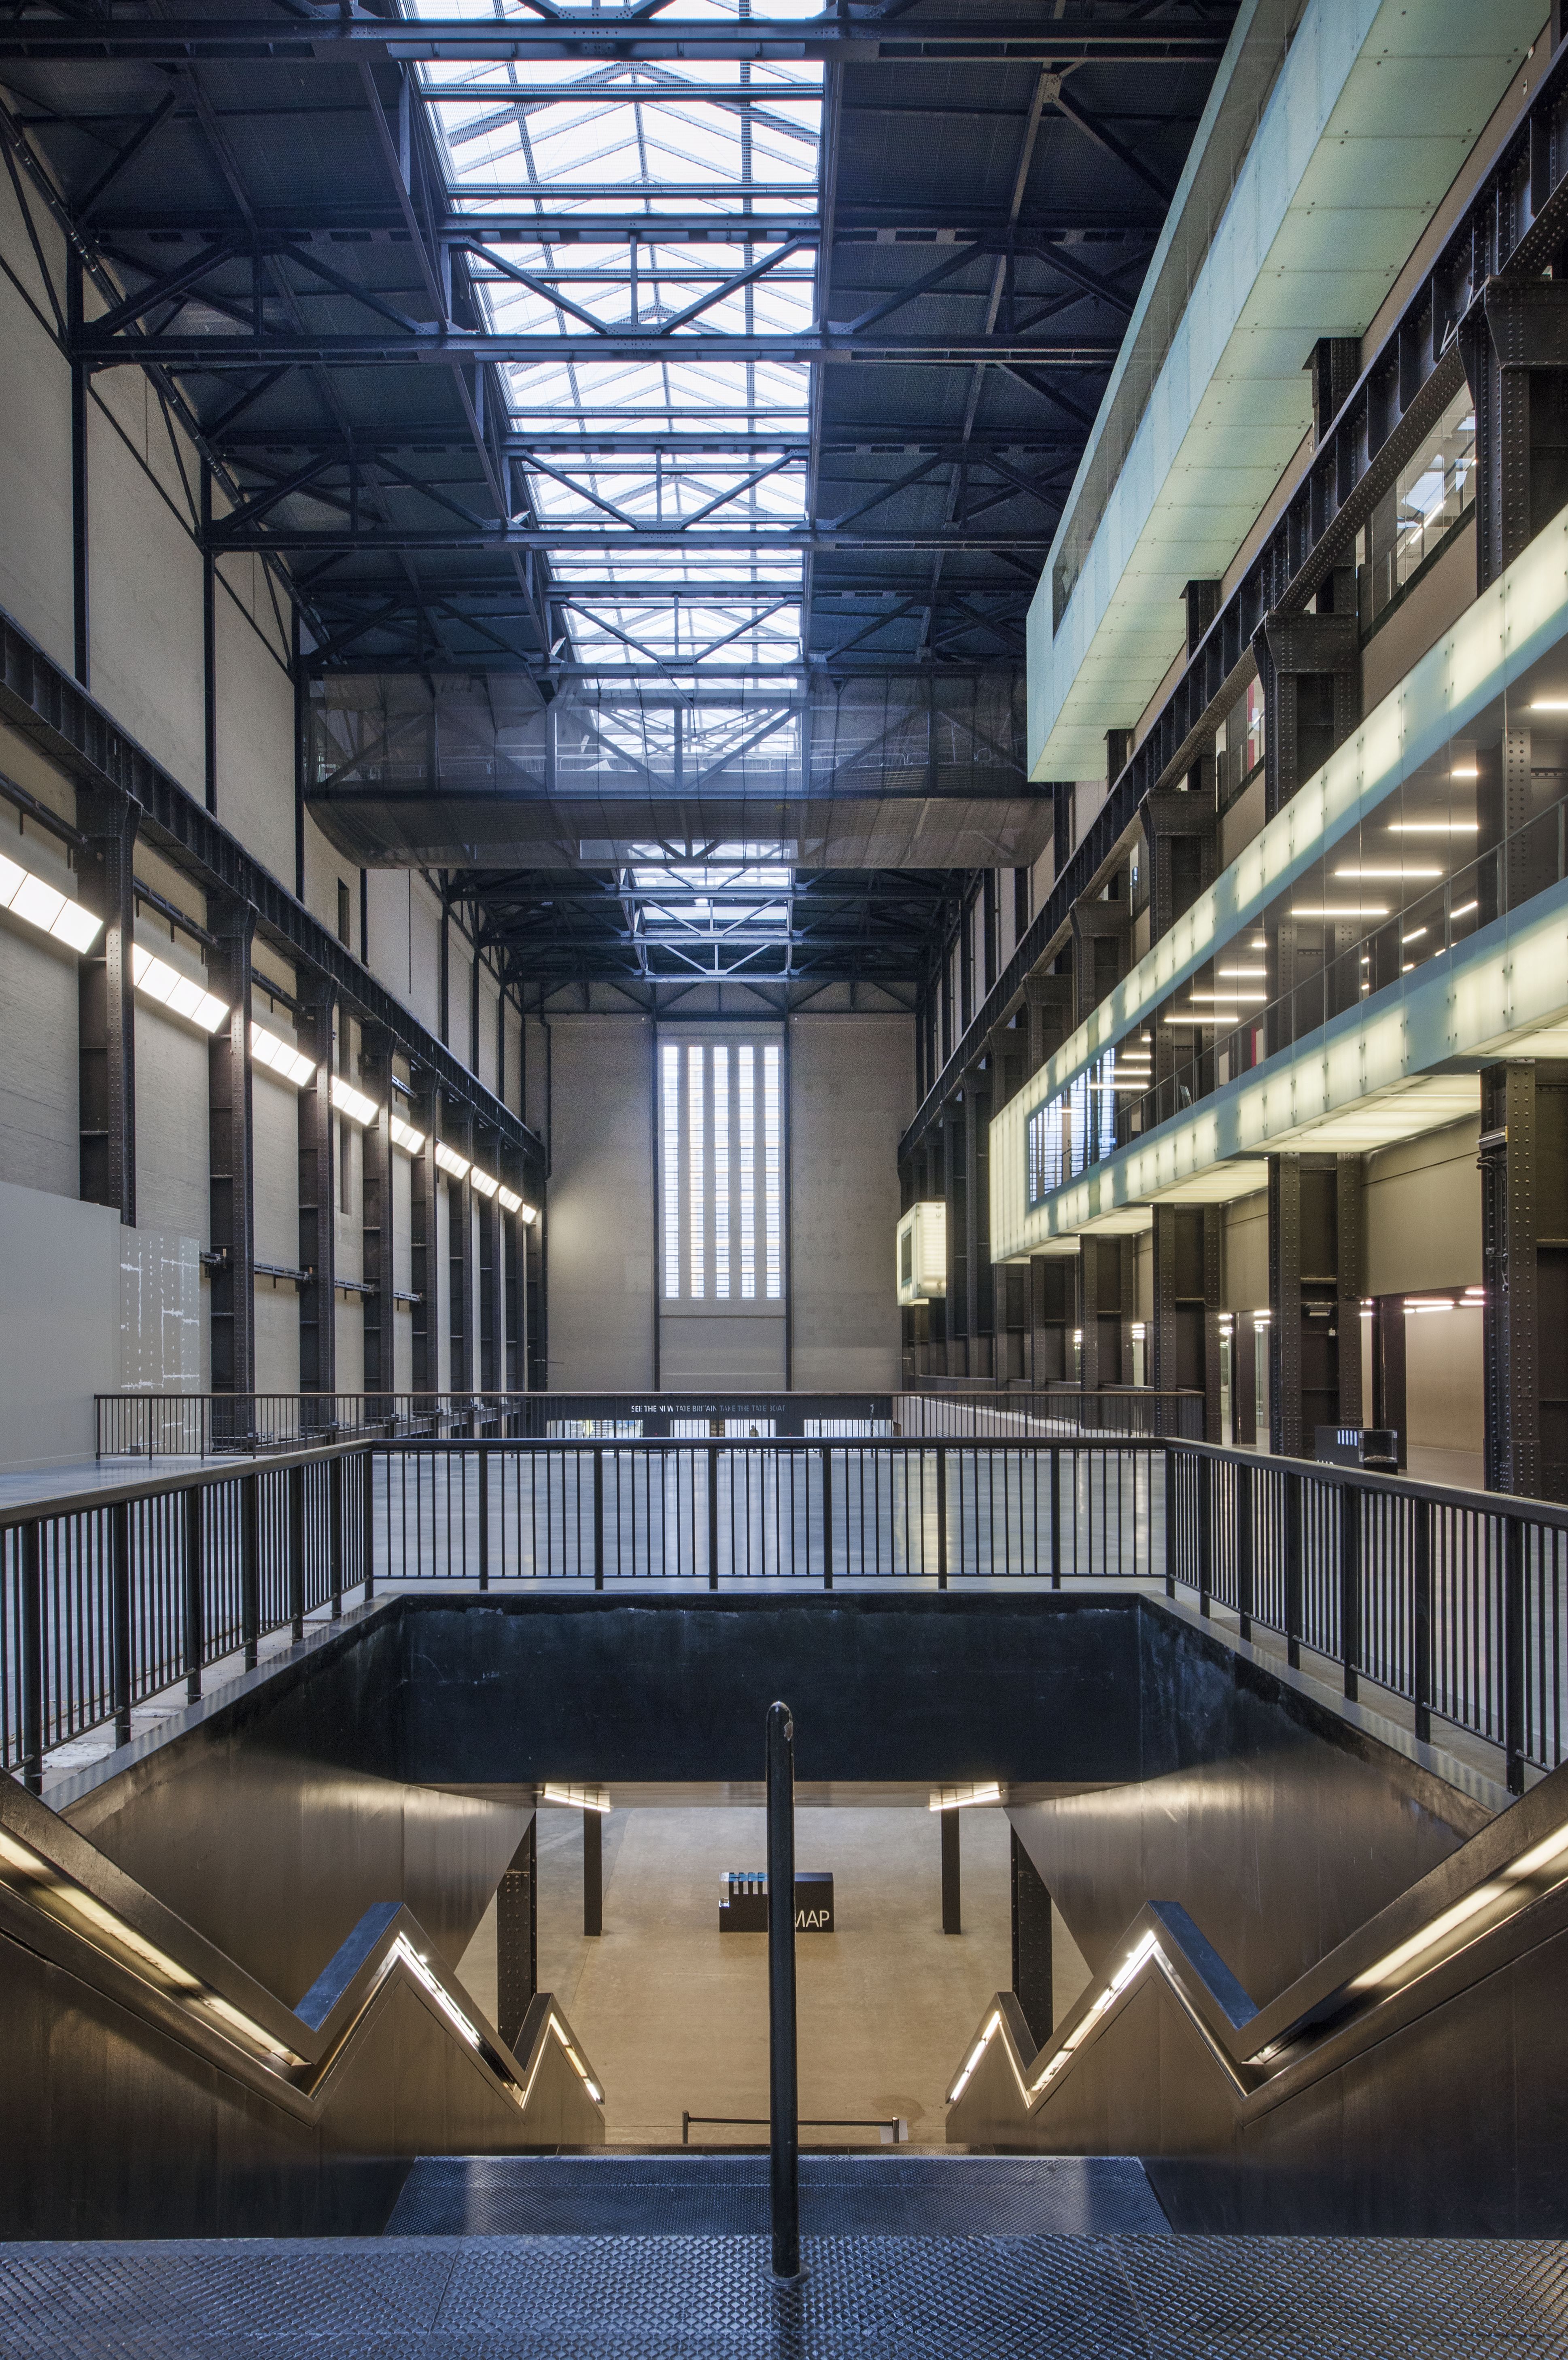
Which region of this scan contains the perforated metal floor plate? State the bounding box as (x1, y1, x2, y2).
(3, 2233, 1568, 2358)
(386, 2152, 1171, 2237)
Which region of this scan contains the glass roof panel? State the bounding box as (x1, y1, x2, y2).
(412, 0, 824, 677)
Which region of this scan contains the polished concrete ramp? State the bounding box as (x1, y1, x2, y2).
(3, 2228, 1568, 2355)
(387, 2153, 1170, 2237)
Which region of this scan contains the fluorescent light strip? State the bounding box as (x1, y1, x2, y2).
(543, 1781, 611, 1813)
(434, 1140, 471, 1180)
(250, 1023, 316, 1088)
(1289, 904, 1390, 919)
(470, 1167, 499, 1200)
(1387, 819, 1478, 833)
(1332, 865, 1443, 881)
(497, 1184, 522, 1214)
(130, 944, 228, 1032)
(389, 1113, 427, 1155)
(0, 849, 103, 953)
(331, 1075, 377, 1127)
(929, 1781, 1002, 1812)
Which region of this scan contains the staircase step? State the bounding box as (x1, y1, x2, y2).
(385, 2152, 1170, 2237)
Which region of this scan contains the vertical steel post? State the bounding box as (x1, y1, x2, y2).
(935, 1445, 948, 1588)
(1413, 1496, 1433, 1745)
(593, 1445, 604, 1592)
(362, 1445, 376, 1600)
(765, 1700, 799, 2279)
(1505, 1515, 1526, 1796)
(941, 1806, 961, 1934)
(1050, 1445, 1061, 1589)
(1163, 1447, 1176, 1597)
(329, 1451, 344, 1621)
(1341, 1481, 1362, 1703)
(184, 1483, 204, 1702)
(821, 1443, 834, 1589)
(242, 1472, 260, 1671)
(1198, 1454, 1213, 1617)
(1285, 1471, 1303, 1670)
(709, 1442, 721, 1592)
(288, 1461, 305, 1642)
(110, 1500, 132, 1747)
(583, 1807, 603, 1938)
(1235, 1460, 1254, 1641)
(479, 1445, 491, 1592)
(21, 1520, 43, 1795)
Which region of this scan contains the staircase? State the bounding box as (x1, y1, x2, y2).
(4, 2156, 1566, 2355)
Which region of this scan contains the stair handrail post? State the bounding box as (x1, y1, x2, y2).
(766, 1697, 800, 2279)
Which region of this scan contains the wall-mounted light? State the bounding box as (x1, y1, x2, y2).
(331, 1075, 377, 1127)
(497, 1184, 522, 1214)
(519, 1201, 539, 1225)
(434, 1141, 470, 1181)
(470, 1167, 499, 1200)
(543, 1782, 611, 1813)
(131, 944, 228, 1032)
(0, 849, 103, 953)
(389, 1113, 426, 1155)
(250, 1022, 316, 1087)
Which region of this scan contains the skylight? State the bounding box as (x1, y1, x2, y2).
(414, 0, 825, 677)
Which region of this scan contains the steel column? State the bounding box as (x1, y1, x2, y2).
(1010, 1828, 1052, 2047)
(297, 981, 337, 1401)
(208, 902, 257, 1404)
(496, 1820, 537, 2052)
(765, 1700, 799, 2280)
(76, 790, 138, 1226)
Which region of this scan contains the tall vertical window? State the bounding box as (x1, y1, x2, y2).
(713, 1046, 730, 1301)
(738, 1046, 756, 1300)
(763, 1044, 783, 1301)
(660, 1036, 785, 1306)
(687, 1043, 705, 1299)
(662, 1045, 681, 1300)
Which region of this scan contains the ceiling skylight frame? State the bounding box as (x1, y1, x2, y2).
(412, 0, 826, 682)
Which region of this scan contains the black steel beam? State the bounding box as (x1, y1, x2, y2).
(79, 330, 1120, 368)
(216, 525, 1057, 554)
(0, 19, 1231, 65)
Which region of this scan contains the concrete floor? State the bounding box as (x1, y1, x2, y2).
(459, 1803, 1091, 2150)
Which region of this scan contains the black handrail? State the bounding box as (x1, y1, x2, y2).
(766, 1699, 799, 2279)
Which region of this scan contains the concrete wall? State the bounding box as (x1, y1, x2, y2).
(542, 1011, 911, 1394)
(789, 1013, 910, 1391)
(544, 1016, 656, 1391)
(0, 1179, 122, 1464)
(0, 176, 528, 1455)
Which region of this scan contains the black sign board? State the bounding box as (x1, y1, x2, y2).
(719, 1869, 834, 1933)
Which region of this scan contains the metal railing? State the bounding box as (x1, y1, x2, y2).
(8, 1433, 1568, 1799)
(95, 1385, 1203, 1457)
(0, 1443, 371, 1792)
(897, 1387, 1203, 1440)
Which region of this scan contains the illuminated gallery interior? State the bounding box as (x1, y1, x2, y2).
(4, 0, 1568, 2351)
